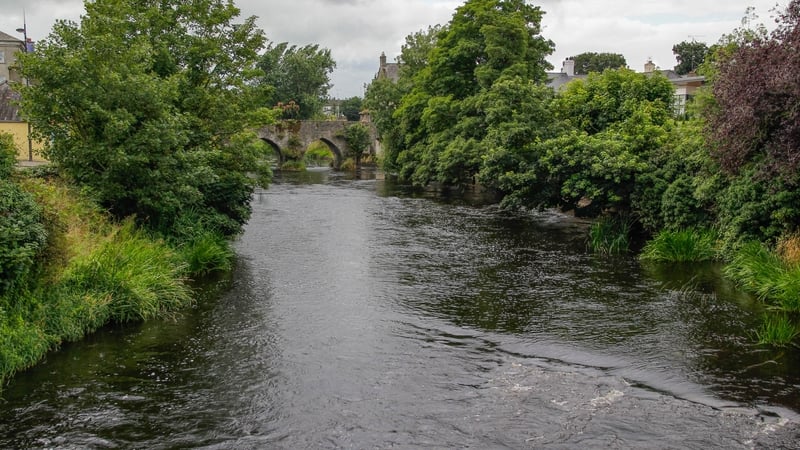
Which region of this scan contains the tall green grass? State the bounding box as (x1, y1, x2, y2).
(588, 215, 631, 255)
(724, 241, 800, 346)
(755, 313, 799, 347)
(63, 221, 192, 323)
(0, 177, 202, 388)
(179, 232, 235, 277)
(640, 228, 719, 263)
(724, 242, 800, 312)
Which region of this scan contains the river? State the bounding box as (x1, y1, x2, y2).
(1, 169, 799, 449)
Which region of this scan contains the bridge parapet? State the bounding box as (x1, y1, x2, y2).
(257, 120, 378, 169)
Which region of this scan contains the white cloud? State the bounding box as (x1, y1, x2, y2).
(0, 0, 786, 97)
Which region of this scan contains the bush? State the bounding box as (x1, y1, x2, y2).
(0, 133, 16, 179)
(339, 157, 356, 171)
(640, 228, 719, 263)
(0, 180, 47, 295)
(179, 232, 235, 277)
(280, 160, 306, 171)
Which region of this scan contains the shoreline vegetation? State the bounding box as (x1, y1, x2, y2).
(362, 0, 800, 346)
(2, 0, 799, 391)
(0, 166, 235, 389)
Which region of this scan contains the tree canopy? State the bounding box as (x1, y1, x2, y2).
(672, 40, 709, 75)
(339, 96, 363, 121)
(388, 0, 555, 185)
(708, 0, 800, 180)
(569, 52, 627, 75)
(257, 42, 336, 120)
(18, 0, 275, 237)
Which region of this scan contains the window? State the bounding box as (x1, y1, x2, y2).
(0, 51, 5, 64)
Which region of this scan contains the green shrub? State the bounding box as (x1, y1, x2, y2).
(640, 228, 719, 262)
(339, 158, 356, 171)
(180, 232, 235, 277)
(304, 141, 334, 166)
(588, 215, 631, 255)
(715, 169, 800, 252)
(0, 180, 48, 295)
(0, 133, 16, 179)
(280, 160, 306, 172)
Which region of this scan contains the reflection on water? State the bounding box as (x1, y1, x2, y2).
(1, 168, 798, 448)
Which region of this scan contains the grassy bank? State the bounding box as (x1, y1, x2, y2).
(0, 173, 234, 387)
(634, 227, 800, 346)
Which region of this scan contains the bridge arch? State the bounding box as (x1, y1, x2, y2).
(260, 138, 284, 167)
(317, 137, 343, 168)
(257, 120, 378, 170)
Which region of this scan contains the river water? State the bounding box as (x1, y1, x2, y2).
(2, 169, 800, 449)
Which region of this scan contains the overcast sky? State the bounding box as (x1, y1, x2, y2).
(0, 0, 785, 98)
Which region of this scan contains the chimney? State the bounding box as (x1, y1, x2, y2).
(644, 58, 656, 73)
(562, 58, 575, 77)
(380, 52, 387, 69)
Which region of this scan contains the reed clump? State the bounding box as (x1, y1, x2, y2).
(640, 228, 719, 263)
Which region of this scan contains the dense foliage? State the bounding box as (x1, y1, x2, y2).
(18, 0, 275, 238)
(708, 1, 800, 181)
(341, 123, 371, 167)
(672, 40, 708, 75)
(387, 0, 554, 186)
(568, 52, 627, 75)
(370, 0, 799, 259)
(339, 97, 363, 121)
(0, 135, 47, 296)
(257, 42, 336, 119)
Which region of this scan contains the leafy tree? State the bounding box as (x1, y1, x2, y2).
(551, 68, 674, 135)
(339, 96, 363, 121)
(392, 0, 555, 185)
(363, 77, 404, 169)
(258, 42, 336, 119)
(707, 0, 800, 181)
(569, 52, 627, 75)
(342, 123, 371, 167)
(398, 25, 443, 80)
(487, 68, 675, 214)
(364, 25, 441, 172)
(631, 119, 714, 232)
(18, 0, 274, 237)
(672, 40, 708, 75)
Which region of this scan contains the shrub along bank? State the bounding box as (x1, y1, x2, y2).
(0, 166, 234, 387)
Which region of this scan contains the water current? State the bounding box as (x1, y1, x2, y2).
(1, 168, 799, 449)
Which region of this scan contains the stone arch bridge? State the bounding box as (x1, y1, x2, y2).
(257, 120, 379, 169)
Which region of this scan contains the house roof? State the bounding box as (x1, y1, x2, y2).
(376, 62, 400, 83)
(0, 82, 22, 122)
(546, 72, 587, 90)
(0, 30, 24, 46)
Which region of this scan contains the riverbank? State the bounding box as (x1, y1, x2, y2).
(0, 170, 232, 389)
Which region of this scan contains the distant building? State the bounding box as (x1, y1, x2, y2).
(0, 81, 44, 161)
(546, 57, 587, 90)
(0, 31, 44, 162)
(642, 58, 705, 115)
(375, 52, 400, 83)
(547, 57, 705, 116)
(0, 30, 26, 84)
